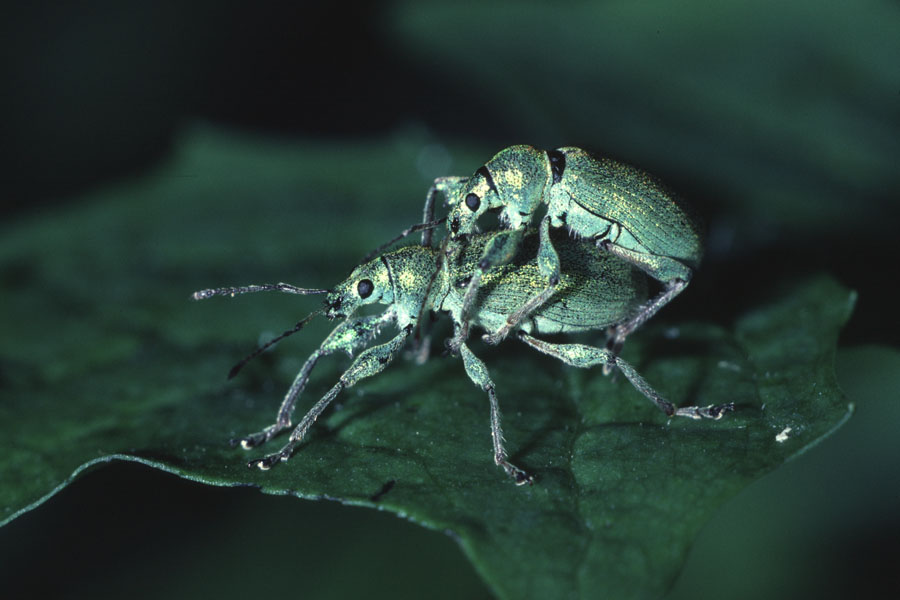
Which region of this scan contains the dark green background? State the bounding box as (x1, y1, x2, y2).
(2, 1, 898, 598)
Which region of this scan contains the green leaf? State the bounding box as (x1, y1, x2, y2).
(0, 128, 853, 599)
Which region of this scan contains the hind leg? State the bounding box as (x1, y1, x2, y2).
(519, 332, 732, 420)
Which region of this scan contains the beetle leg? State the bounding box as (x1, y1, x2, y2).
(597, 241, 693, 374)
(422, 176, 468, 247)
(235, 313, 392, 450)
(610, 277, 686, 341)
(518, 332, 733, 420)
(249, 324, 413, 470)
(459, 343, 533, 485)
(449, 227, 528, 351)
(483, 215, 560, 345)
(459, 227, 526, 319)
(445, 318, 470, 356)
(410, 177, 467, 354)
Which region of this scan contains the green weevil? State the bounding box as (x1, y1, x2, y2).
(193, 228, 729, 485)
(423, 146, 702, 360)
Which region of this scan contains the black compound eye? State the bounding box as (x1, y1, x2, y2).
(465, 193, 481, 212)
(357, 279, 374, 299)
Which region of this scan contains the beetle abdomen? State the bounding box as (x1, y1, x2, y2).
(455, 229, 648, 334)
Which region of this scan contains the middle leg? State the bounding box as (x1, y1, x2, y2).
(482, 215, 561, 345)
(458, 343, 533, 485)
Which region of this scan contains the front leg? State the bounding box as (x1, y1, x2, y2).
(250, 324, 414, 469)
(235, 313, 393, 450)
(462, 227, 527, 317)
(446, 228, 527, 353)
(459, 343, 533, 485)
(422, 176, 468, 247)
(483, 215, 560, 345)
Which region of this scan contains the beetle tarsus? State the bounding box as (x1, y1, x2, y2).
(673, 403, 735, 420)
(507, 465, 534, 486)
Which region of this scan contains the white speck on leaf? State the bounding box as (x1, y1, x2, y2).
(776, 427, 792, 443)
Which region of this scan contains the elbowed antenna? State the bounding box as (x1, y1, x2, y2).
(191, 283, 328, 301)
(227, 308, 325, 379)
(361, 217, 447, 263)
(190, 282, 328, 378)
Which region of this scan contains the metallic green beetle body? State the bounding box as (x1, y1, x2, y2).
(194, 229, 728, 485)
(448, 146, 701, 278)
(546, 148, 701, 281)
(442, 227, 648, 336)
(427, 145, 702, 353)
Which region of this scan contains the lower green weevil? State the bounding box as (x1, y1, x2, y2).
(194, 228, 731, 485)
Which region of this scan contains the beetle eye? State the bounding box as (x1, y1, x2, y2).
(357, 279, 374, 299)
(465, 193, 481, 211)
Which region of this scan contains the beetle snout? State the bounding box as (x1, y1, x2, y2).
(324, 292, 345, 319)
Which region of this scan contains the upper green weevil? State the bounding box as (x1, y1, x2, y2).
(193, 228, 730, 485)
(422, 146, 702, 359)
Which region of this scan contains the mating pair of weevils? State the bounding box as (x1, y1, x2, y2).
(194, 146, 733, 485)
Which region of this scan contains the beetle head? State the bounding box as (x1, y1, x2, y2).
(449, 166, 497, 240)
(450, 146, 548, 239)
(324, 257, 393, 319)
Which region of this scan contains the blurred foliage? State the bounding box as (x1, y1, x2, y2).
(388, 0, 899, 232)
(1, 0, 897, 598)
